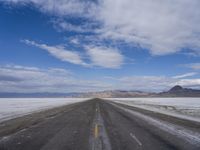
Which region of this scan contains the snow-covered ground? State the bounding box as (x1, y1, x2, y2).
(112, 102, 200, 145)
(109, 98, 200, 122)
(1, 98, 199, 124)
(0, 98, 87, 122)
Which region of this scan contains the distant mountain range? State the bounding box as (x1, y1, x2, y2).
(0, 91, 151, 98)
(74, 90, 152, 98)
(1, 85, 200, 98)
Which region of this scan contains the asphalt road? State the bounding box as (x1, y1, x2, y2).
(0, 99, 199, 150)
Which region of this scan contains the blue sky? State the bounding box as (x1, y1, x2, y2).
(0, 0, 200, 93)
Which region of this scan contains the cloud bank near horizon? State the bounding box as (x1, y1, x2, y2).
(0, 64, 199, 93)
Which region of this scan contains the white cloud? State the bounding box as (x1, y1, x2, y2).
(117, 76, 176, 91)
(23, 39, 88, 66)
(53, 20, 95, 33)
(5, 0, 200, 56)
(69, 38, 80, 45)
(23, 40, 124, 69)
(173, 72, 197, 79)
(54, 21, 85, 33)
(176, 79, 200, 88)
(117, 75, 200, 91)
(1, 65, 200, 92)
(97, 0, 200, 55)
(5, 0, 94, 17)
(86, 46, 124, 69)
(0, 65, 111, 93)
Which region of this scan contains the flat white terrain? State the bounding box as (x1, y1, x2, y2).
(0, 98, 87, 122)
(110, 98, 200, 122)
(1, 98, 200, 123)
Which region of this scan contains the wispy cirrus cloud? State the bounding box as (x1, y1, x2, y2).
(22, 39, 124, 69)
(53, 20, 96, 33)
(173, 72, 197, 79)
(117, 76, 176, 91)
(4, 0, 95, 17)
(116, 75, 200, 91)
(23, 39, 88, 66)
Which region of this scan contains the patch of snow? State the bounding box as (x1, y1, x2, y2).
(0, 98, 87, 122)
(112, 103, 200, 146)
(108, 98, 200, 122)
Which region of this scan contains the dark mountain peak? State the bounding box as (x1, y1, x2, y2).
(158, 85, 200, 97)
(169, 85, 183, 92)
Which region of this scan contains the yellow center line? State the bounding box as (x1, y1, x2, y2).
(94, 124, 99, 138)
